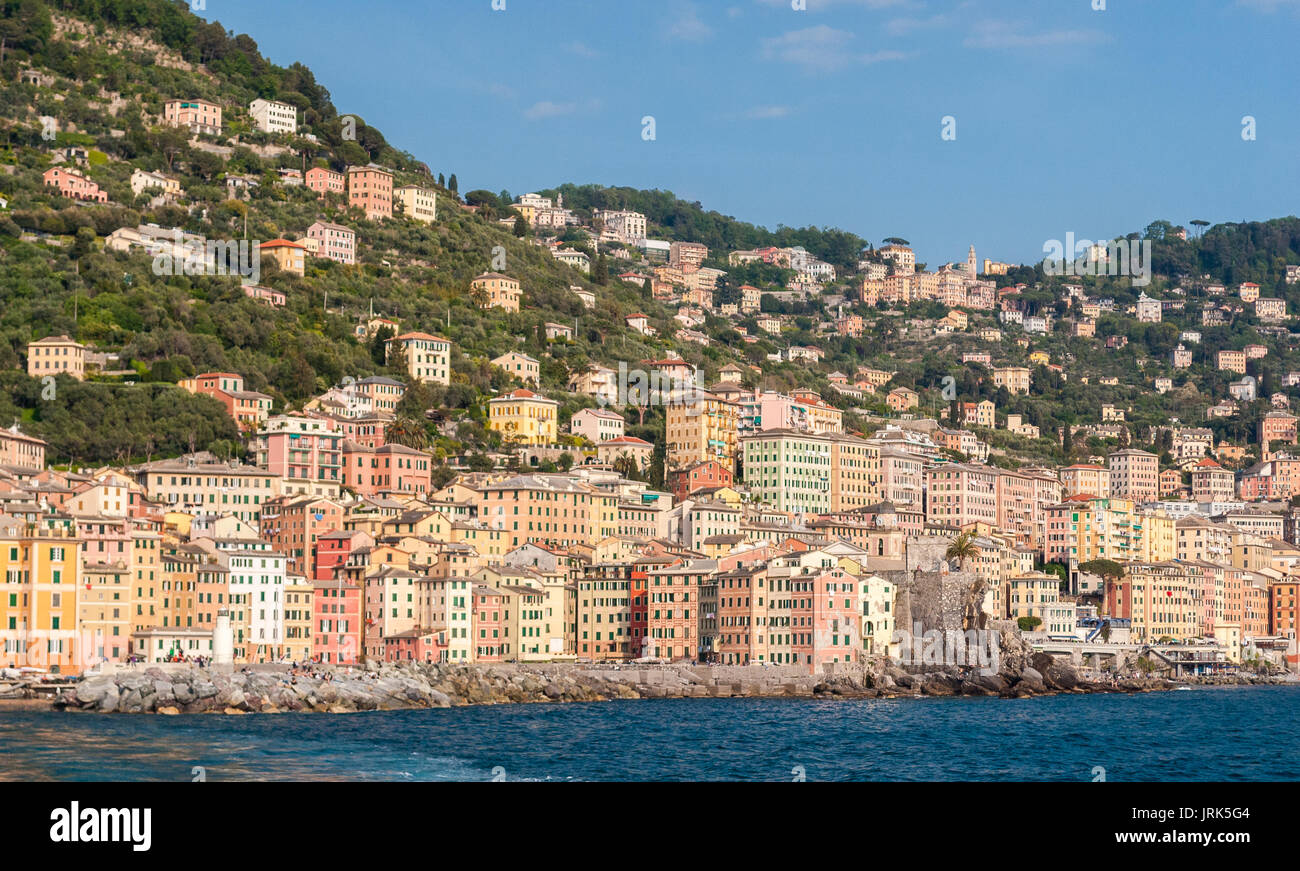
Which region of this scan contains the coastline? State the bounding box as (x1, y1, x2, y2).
(33, 657, 1298, 715)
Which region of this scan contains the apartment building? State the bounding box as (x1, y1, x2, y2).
(0, 519, 82, 674)
(26, 335, 86, 380)
(248, 98, 297, 134)
(386, 332, 451, 386)
(306, 221, 356, 265)
(490, 351, 540, 386)
(255, 415, 343, 496)
(665, 391, 740, 472)
(305, 167, 346, 197)
(471, 272, 523, 312)
(488, 388, 559, 446)
(163, 98, 222, 134)
(347, 165, 393, 219)
(477, 474, 618, 550)
(1108, 448, 1159, 503)
(395, 185, 438, 223)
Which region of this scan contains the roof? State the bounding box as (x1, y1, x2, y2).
(259, 239, 305, 249)
(390, 331, 450, 343)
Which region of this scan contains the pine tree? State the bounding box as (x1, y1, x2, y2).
(448, 173, 458, 194)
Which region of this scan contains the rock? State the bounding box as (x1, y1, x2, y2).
(1040, 659, 1079, 691)
(222, 707, 247, 715)
(921, 673, 961, 696)
(543, 683, 562, 699)
(157, 706, 180, 716)
(1019, 667, 1045, 690)
(75, 677, 115, 705)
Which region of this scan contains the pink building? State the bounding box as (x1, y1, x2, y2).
(243, 284, 286, 307)
(75, 516, 132, 566)
(312, 579, 361, 663)
(347, 165, 393, 220)
(43, 167, 108, 202)
(383, 628, 446, 663)
(256, 419, 343, 488)
(926, 464, 998, 530)
(791, 568, 860, 673)
(163, 98, 222, 134)
(306, 221, 356, 265)
(0, 425, 47, 470)
(473, 585, 509, 661)
(314, 530, 374, 582)
(340, 442, 432, 497)
(179, 372, 273, 432)
(328, 414, 389, 449)
(305, 167, 346, 197)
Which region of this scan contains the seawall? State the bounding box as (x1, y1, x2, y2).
(46, 656, 1296, 715)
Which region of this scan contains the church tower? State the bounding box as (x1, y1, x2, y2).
(967, 245, 977, 278)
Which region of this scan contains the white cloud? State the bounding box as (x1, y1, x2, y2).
(565, 41, 600, 58)
(523, 98, 602, 121)
(1236, 0, 1300, 10)
(761, 25, 907, 72)
(964, 21, 1110, 50)
(744, 105, 792, 119)
(755, 0, 911, 9)
(668, 2, 714, 41)
(885, 13, 953, 36)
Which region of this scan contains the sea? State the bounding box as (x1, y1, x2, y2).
(2, 686, 1297, 781)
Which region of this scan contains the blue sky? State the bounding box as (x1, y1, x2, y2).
(199, 0, 1299, 266)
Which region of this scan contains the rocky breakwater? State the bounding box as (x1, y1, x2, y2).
(56, 662, 646, 714)
(53, 648, 1294, 715)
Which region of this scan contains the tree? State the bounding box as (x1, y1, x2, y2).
(386, 417, 429, 450)
(593, 253, 608, 285)
(612, 452, 639, 480)
(1017, 616, 1043, 632)
(944, 530, 978, 569)
(513, 214, 528, 237)
(447, 173, 458, 194)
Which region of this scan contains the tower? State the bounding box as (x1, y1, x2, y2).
(967, 245, 977, 278)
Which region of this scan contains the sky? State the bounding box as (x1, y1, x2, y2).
(197, 0, 1300, 267)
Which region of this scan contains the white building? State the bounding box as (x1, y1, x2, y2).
(226, 549, 288, 661)
(570, 407, 625, 443)
(249, 98, 298, 135)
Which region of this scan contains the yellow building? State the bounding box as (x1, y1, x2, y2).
(259, 239, 306, 277)
(471, 272, 522, 312)
(131, 527, 162, 635)
(27, 335, 86, 381)
(79, 559, 131, 665)
(666, 391, 739, 471)
(394, 185, 437, 224)
(284, 579, 314, 662)
(0, 519, 82, 674)
(992, 366, 1031, 395)
(488, 388, 559, 446)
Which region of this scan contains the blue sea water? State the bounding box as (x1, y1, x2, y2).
(2, 686, 1297, 781)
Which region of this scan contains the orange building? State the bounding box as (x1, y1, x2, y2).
(347, 165, 393, 220)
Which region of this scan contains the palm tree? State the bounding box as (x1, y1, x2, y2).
(612, 452, 639, 480)
(945, 530, 978, 570)
(946, 531, 985, 632)
(387, 417, 429, 451)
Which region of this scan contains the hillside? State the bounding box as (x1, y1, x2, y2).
(2, 0, 1300, 481)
